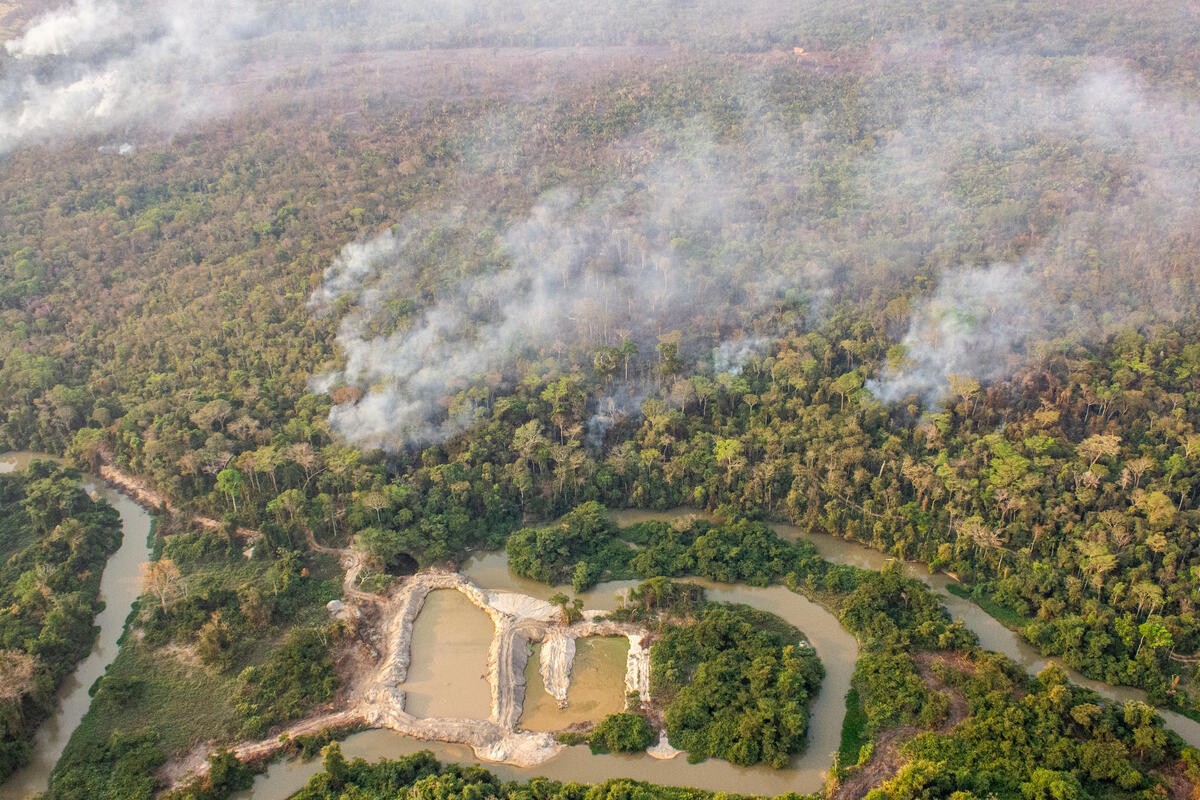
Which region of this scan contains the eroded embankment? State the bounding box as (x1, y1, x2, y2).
(363, 572, 653, 765)
(174, 570, 653, 787)
(97, 462, 261, 540)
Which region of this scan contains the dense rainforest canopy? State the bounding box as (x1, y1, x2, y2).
(0, 462, 121, 782)
(3, 0, 1200, 797)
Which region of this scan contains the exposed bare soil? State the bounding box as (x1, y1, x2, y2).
(831, 651, 973, 800)
(164, 569, 652, 789)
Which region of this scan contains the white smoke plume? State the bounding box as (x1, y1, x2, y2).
(308, 130, 830, 449)
(5, 0, 123, 57)
(857, 59, 1200, 405)
(713, 337, 770, 376)
(310, 54, 1200, 446)
(0, 0, 833, 155)
(867, 264, 1035, 404)
(0, 0, 262, 151)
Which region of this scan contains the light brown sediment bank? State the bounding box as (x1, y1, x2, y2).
(170, 570, 653, 788)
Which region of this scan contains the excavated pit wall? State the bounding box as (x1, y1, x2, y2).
(539, 630, 576, 707)
(368, 572, 654, 764)
(176, 570, 656, 787)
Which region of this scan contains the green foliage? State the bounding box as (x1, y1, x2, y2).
(234, 627, 338, 738)
(894, 663, 1169, 797)
(289, 749, 773, 800)
(837, 688, 870, 770)
(588, 713, 655, 754)
(507, 501, 621, 589)
(609, 577, 707, 623)
(838, 564, 972, 651)
(511, 506, 807, 591)
(850, 653, 930, 732)
(53, 640, 242, 800)
(652, 604, 824, 768)
(50, 729, 164, 800)
(0, 464, 122, 783)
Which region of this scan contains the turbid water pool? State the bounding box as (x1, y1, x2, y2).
(402, 589, 496, 720)
(520, 636, 630, 732)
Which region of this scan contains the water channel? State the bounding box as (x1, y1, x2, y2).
(237, 545, 861, 799)
(0, 455, 1194, 799)
(237, 507, 1200, 798)
(615, 508, 1200, 743)
(0, 452, 154, 800)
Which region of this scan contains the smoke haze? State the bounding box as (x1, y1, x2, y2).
(0, 0, 262, 151)
(309, 51, 1200, 447)
(308, 135, 829, 448)
(867, 264, 1035, 405)
(6, 1, 1200, 446)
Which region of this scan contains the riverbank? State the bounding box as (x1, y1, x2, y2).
(170, 570, 654, 788)
(232, 560, 855, 800)
(97, 462, 260, 541)
(0, 453, 155, 800)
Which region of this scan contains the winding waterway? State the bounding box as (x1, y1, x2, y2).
(0, 456, 1192, 800)
(753, 515, 1200, 746)
(237, 506, 1200, 798)
(237, 546, 859, 799)
(0, 452, 154, 800)
(612, 507, 1200, 742)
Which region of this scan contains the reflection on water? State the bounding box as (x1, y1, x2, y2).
(0, 453, 154, 799)
(403, 590, 495, 720)
(240, 544, 858, 799)
(232, 504, 1200, 798)
(520, 637, 629, 732)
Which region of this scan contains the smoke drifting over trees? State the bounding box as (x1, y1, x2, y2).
(307, 141, 827, 448)
(5, 0, 1200, 447)
(0, 0, 261, 150)
(868, 264, 1034, 405)
(309, 53, 1200, 446)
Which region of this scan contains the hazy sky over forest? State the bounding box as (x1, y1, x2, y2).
(6, 0, 1200, 447)
(310, 56, 1200, 447)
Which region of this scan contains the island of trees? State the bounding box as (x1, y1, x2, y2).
(1, 0, 1200, 797)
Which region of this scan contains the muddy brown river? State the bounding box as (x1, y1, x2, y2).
(0, 452, 154, 800)
(235, 507, 1200, 799)
(0, 460, 1194, 800)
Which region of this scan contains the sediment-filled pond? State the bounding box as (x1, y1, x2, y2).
(236, 503, 1200, 798)
(403, 589, 496, 720)
(237, 546, 858, 799)
(520, 636, 629, 732)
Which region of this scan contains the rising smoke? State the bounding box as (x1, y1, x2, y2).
(6, 1, 1200, 448)
(0, 0, 263, 151)
(867, 264, 1035, 405)
(866, 64, 1200, 402)
(311, 54, 1200, 448)
(308, 136, 827, 449)
(0, 0, 825, 154)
